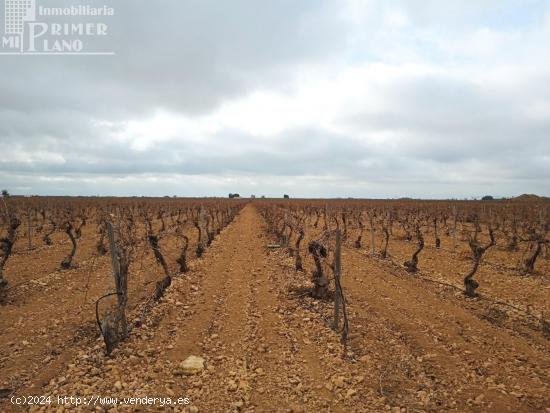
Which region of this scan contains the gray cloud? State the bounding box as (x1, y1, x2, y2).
(1, 0, 344, 116)
(0, 0, 549, 198)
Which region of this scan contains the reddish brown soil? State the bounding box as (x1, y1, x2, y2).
(1, 205, 548, 412)
(348, 227, 550, 316)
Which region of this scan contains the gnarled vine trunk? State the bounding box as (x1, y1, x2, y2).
(464, 226, 495, 297)
(176, 235, 190, 273)
(521, 241, 543, 274)
(380, 224, 389, 258)
(43, 219, 56, 245)
(147, 233, 172, 300)
(60, 222, 77, 269)
(295, 229, 304, 271)
(96, 223, 108, 255)
(0, 215, 21, 288)
(308, 241, 328, 298)
(404, 226, 424, 272)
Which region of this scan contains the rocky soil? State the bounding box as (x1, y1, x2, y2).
(1, 205, 548, 412)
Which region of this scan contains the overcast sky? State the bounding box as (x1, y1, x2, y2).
(1, 0, 549, 198)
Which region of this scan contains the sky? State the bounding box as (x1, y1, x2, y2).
(1, 0, 549, 198)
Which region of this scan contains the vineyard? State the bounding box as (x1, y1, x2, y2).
(0, 195, 548, 412)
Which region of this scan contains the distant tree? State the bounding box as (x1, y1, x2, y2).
(481, 195, 494, 201)
(228, 193, 240, 199)
(284, 194, 290, 199)
(1, 189, 9, 197)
